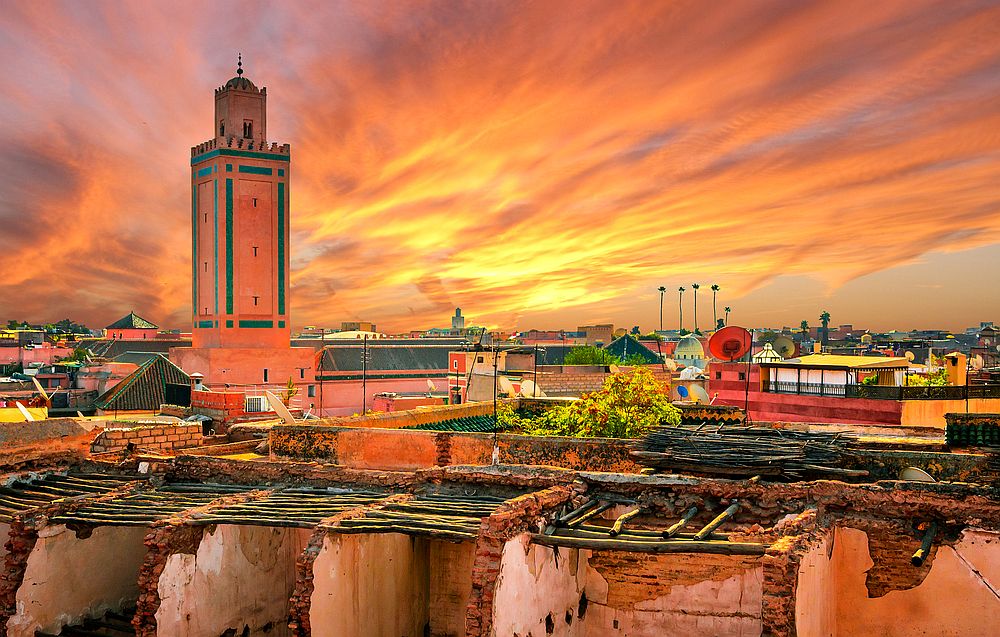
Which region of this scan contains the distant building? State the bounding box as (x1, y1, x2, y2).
(105, 312, 159, 341)
(451, 308, 465, 330)
(341, 321, 377, 333)
(577, 324, 613, 346)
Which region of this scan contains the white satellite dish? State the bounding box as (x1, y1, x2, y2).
(971, 355, 984, 370)
(519, 379, 546, 398)
(690, 385, 710, 404)
(904, 351, 915, 362)
(264, 391, 296, 425)
(899, 467, 935, 482)
(662, 359, 678, 372)
(15, 402, 35, 422)
(426, 379, 438, 392)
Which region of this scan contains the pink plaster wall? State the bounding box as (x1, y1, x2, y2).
(796, 527, 1000, 636)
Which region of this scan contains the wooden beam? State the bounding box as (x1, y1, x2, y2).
(662, 507, 699, 538)
(531, 533, 766, 556)
(912, 521, 938, 567)
(609, 508, 641, 536)
(693, 503, 739, 540)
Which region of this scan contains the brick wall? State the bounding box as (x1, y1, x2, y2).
(90, 423, 202, 454)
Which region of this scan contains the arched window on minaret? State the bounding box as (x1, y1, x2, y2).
(219, 121, 225, 137)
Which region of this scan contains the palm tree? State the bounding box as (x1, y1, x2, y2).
(724, 306, 731, 325)
(819, 311, 831, 345)
(711, 284, 720, 328)
(691, 283, 700, 334)
(800, 320, 810, 336)
(678, 287, 685, 331)
(657, 286, 666, 331)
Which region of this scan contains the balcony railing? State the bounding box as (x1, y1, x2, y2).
(764, 381, 1000, 401)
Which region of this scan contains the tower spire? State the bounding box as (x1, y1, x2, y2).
(237, 52, 243, 76)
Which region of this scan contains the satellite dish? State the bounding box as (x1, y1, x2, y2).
(905, 351, 915, 362)
(676, 385, 690, 399)
(899, 467, 935, 482)
(772, 335, 796, 359)
(708, 326, 752, 361)
(426, 379, 438, 392)
(690, 385, 710, 404)
(519, 379, 546, 398)
(971, 355, 984, 370)
(662, 358, 678, 372)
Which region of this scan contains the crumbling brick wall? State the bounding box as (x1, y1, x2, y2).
(90, 423, 202, 455)
(465, 484, 574, 637)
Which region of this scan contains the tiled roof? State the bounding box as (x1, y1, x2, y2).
(96, 354, 190, 411)
(106, 312, 158, 330)
(604, 334, 662, 364)
(405, 415, 500, 433)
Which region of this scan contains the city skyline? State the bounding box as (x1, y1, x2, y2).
(2, 1, 999, 333)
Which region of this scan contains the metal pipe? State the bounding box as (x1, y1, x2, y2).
(912, 521, 938, 566)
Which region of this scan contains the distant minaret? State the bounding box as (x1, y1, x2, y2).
(189, 54, 290, 349)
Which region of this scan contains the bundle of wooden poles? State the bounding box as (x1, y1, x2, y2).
(631, 425, 866, 480)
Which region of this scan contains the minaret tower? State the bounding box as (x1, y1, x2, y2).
(190, 54, 290, 349)
(173, 56, 312, 387)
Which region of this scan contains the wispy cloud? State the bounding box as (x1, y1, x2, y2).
(1, 0, 998, 331)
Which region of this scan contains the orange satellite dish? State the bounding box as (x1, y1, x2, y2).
(708, 326, 752, 361)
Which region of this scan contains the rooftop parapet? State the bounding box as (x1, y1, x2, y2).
(191, 136, 290, 158)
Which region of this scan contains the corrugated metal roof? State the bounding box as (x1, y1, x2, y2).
(319, 344, 453, 372)
(96, 354, 190, 411)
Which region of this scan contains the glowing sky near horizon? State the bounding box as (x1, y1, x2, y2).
(1, 0, 999, 333)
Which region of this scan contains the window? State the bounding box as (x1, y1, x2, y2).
(477, 356, 484, 363)
(252, 246, 258, 256)
(219, 121, 225, 136)
(204, 261, 208, 272)
(453, 360, 458, 369)
(204, 213, 208, 222)
(263, 368, 269, 383)
(252, 296, 259, 306)
(738, 372, 746, 381)
(243, 120, 253, 138)
(300, 368, 306, 379)
(252, 197, 257, 208)
(715, 372, 722, 380)
(307, 385, 316, 398)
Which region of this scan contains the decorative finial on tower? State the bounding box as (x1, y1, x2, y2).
(237, 52, 243, 76)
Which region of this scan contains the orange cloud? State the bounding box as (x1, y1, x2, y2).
(1, 1, 998, 332)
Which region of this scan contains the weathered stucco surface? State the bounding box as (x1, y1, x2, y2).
(796, 527, 1000, 636)
(7, 524, 148, 637)
(491, 534, 763, 637)
(155, 524, 311, 636)
(310, 533, 430, 637)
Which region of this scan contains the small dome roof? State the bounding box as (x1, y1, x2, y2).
(225, 76, 256, 91)
(675, 335, 705, 357)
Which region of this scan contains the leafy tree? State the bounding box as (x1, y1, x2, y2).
(501, 368, 681, 438)
(622, 353, 650, 366)
(564, 346, 618, 366)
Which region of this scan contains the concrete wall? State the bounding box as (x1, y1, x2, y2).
(6, 524, 149, 637)
(310, 533, 430, 637)
(490, 534, 764, 637)
(156, 525, 311, 637)
(270, 426, 640, 473)
(901, 399, 1000, 428)
(795, 527, 1000, 636)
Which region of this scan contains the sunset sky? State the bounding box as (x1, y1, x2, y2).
(1, 0, 999, 333)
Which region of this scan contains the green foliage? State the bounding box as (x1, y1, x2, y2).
(906, 369, 949, 386)
(622, 353, 650, 366)
(500, 368, 681, 439)
(644, 332, 664, 342)
(564, 346, 618, 366)
(860, 374, 879, 386)
(58, 348, 90, 363)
